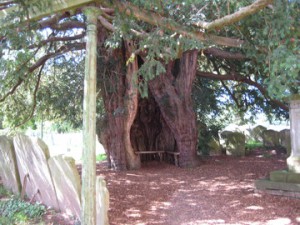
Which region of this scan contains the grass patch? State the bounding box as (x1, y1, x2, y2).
(96, 153, 107, 162)
(245, 141, 264, 151)
(0, 198, 46, 224)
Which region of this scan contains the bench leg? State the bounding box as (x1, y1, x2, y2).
(158, 152, 163, 162)
(174, 155, 179, 167)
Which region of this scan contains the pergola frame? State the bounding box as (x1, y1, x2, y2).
(1, 1, 99, 224)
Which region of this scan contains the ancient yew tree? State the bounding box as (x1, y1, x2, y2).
(0, 0, 299, 170)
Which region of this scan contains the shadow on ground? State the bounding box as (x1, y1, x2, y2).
(92, 151, 299, 225)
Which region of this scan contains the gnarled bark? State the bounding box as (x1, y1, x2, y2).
(123, 40, 141, 170)
(131, 93, 176, 155)
(149, 50, 199, 167)
(97, 43, 199, 169)
(97, 47, 127, 170)
(97, 40, 141, 170)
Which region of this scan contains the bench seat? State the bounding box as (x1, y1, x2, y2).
(135, 150, 180, 166)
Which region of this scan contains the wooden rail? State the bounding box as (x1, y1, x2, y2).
(135, 151, 165, 162)
(135, 150, 180, 166)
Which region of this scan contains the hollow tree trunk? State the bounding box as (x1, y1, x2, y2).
(97, 47, 127, 170)
(97, 41, 141, 170)
(149, 50, 199, 167)
(131, 92, 176, 155)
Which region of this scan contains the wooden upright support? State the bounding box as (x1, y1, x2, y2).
(287, 95, 300, 173)
(81, 7, 100, 225)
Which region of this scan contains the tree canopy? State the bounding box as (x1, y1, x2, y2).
(0, 0, 299, 130)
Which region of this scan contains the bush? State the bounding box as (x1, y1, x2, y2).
(0, 198, 46, 224)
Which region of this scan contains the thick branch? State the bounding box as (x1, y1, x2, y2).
(0, 1, 15, 9)
(29, 42, 85, 72)
(197, 71, 288, 111)
(28, 32, 86, 49)
(0, 46, 42, 103)
(98, 15, 114, 31)
(204, 48, 247, 60)
(38, 13, 70, 28)
(195, 0, 273, 30)
(112, 1, 244, 48)
(40, 20, 85, 31)
(15, 63, 44, 128)
(221, 80, 243, 109)
(0, 43, 85, 103)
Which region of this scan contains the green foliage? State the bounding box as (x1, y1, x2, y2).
(267, 44, 300, 98)
(96, 153, 107, 162)
(0, 185, 12, 198)
(245, 140, 264, 152)
(239, 0, 299, 99)
(197, 124, 220, 156)
(0, 198, 46, 224)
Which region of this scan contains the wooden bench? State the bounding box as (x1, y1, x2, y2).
(165, 151, 180, 166)
(135, 151, 165, 161)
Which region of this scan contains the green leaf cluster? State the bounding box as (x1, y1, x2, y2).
(0, 198, 46, 224)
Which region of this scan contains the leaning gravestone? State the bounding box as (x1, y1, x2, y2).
(250, 125, 267, 142)
(224, 132, 245, 157)
(13, 134, 59, 209)
(220, 130, 233, 149)
(48, 155, 81, 218)
(96, 176, 109, 225)
(279, 129, 291, 156)
(208, 136, 222, 156)
(0, 136, 21, 194)
(263, 129, 280, 147)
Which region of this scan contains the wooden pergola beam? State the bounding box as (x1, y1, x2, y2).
(0, 0, 95, 23)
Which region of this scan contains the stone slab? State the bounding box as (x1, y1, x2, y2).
(96, 176, 109, 225)
(255, 179, 300, 193)
(279, 129, 291, 155)
(263, 129, 280, 147)
(287, 155, 300, 173)
(48, 155, 81, 218)
(0, 136, 21, 194)
(251, 125, 267, 142)
(225, 132, 245, 157)
(13, 134, 59, 209)
(270, 170, 300, 184)
(256, 189, 300, 198)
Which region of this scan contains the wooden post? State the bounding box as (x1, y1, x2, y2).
(82, 7, 100, 225)
(287, 95, 300, 173)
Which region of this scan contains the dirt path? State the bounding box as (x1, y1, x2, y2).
(42, 150, 300, 225)
(98, 152, 300, 225)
